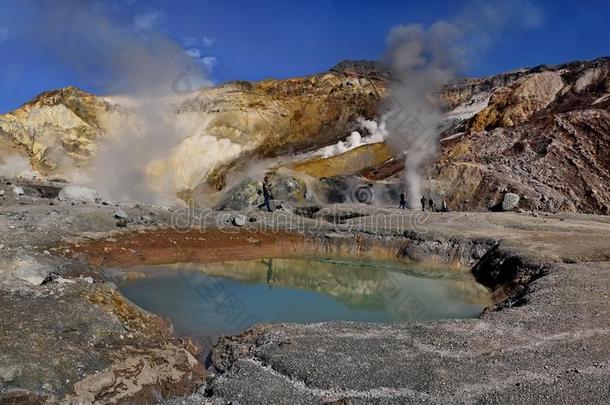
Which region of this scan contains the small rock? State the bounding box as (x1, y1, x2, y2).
(12, 186, 25, 196)
(56, 277, 76, 284)
(113, 209, 129, 220)
(0, 190, 5, 196)
(232, 214, 248, 226)
(116, 219, 128, 228)
(0, 365, 22, 383)
(42, 272, 61, 285)
(501, 193, 520, 211)
(83, 276, 94, 284)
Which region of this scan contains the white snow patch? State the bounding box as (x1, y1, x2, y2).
(443, 93, 490, 123)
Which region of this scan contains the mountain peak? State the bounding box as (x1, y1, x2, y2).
(329, 60, 390, 80)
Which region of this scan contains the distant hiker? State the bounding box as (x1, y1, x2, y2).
(441, 198, 449, 212)
(420, 196, 426, 212)
(428, 197, 435, 212)
(258, 176, 273, 212)
(399, 191, 407, 210)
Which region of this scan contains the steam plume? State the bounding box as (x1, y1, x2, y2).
(25, 0, 211, 203)
(382, 0, 542, 208)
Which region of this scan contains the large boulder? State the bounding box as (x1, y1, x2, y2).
(270, 177, 308, 203)
(3, 254, 55, 287)
(58, 185, 101, 203)
(217, 176, 309, 210)
(217, 179, 261, 211)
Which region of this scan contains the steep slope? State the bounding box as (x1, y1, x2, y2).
(432, 57, 610, 214)
(0, 64, 386, 191)
(0, 87, 114, 175)
(0, 58, 608, 213)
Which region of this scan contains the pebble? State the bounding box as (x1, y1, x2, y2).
(12, 186, 25, 196)
(113, 209, 129, 220)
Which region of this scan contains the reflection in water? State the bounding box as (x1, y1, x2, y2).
(119, 258, 490, 347)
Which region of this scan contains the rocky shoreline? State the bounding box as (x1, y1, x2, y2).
(0, 177, 609, 404)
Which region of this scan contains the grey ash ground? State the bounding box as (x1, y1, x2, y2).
(0, 176, 609, 404)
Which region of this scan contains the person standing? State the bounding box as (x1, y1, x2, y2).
(420, 196, 426, 212)
(442, 198, 449, 212)
(258, 176, 273, 212)
(428, 197, 435, 212)
(399, 191, 407, 210)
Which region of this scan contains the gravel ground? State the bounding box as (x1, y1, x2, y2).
(0, 176, 609, 404)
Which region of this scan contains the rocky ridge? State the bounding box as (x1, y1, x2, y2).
(1, 58, 609, 213)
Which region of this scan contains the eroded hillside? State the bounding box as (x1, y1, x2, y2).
(1, 58, 609, 213)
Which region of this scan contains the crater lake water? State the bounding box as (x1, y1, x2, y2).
(118, 257, 490, 346)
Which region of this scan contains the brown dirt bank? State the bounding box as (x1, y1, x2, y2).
(65, 227, 471, 273)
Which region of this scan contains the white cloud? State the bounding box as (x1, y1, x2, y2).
(0, 27, 8, 43)
(185, 48, 218, 72)
(185, 48, 202, 59)
(202, 36, 215, 47)
(182, 36, 197, 47)
(182, 35, 215, 48)
(201, 56, 218, 71)
(133, 10, 162, 31)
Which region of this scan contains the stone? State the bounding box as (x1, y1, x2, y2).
(6, 255, 55, 286)
(55, 277, 76, 284)
(502, 193, 520, 211)
(12, 186, 25, 196)
(0, 190, 5, 196)
(232, 214, 248, 226)
(217, 176, 308, 211)
(58, 185, 100, 203)
(113, 209, 129, 220)
(0, 365, 22, 383)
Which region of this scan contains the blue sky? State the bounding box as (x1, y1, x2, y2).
(0, 0, 609, 113)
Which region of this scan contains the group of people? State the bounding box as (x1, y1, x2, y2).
(398, 191, 448, 212)
(419, 195, 448, 212)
